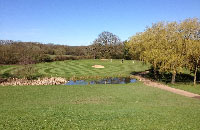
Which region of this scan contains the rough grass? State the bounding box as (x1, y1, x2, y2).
(0, 82, 200, 129)
(0, 59, 149, 79)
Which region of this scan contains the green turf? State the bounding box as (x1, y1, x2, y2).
(1, 60, 200, 129)
(48, 54, 72, 58)
(0, 65, 19, 75)
(0, 59, 150, 79)
(0, 82, 200, 129)
(168, 83, 200, 95)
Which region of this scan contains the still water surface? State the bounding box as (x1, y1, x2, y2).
(65, 77, 137, 85)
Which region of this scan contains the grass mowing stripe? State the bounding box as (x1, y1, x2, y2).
(1, 59, 150, 79)
(0, 66, 19, 74)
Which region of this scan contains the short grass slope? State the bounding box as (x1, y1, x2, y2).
(0, 83, 200, 129)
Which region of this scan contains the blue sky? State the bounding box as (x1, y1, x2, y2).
(0, 0, 199, 46)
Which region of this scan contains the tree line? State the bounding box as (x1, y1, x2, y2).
(126, 18, 200, 85)
(0, 32, 125, 65)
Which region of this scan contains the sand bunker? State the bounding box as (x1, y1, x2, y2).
(100, 59, 108, 61)
(92, 65, 105, 68)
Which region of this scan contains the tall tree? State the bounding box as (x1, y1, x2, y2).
(127, 21, 186, 83)
(180, 18, 200, 85)
(91, 31, 123, 59)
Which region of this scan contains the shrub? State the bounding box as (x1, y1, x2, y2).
(40, 55, 53, 62)
(14, 65, 43, 80)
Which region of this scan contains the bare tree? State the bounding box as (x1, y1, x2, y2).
(91, 31, 123, 59)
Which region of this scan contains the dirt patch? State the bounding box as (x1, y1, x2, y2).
(92, 65, 105, 68)
(100, 59, 108, 61)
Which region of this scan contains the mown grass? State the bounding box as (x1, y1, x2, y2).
(0, 59, 150, 79)
(48, 54, 73, 58)
(1, 60, 200, 129)
(0, 82, 200, 129)
(0, 65, 19, 77)
(168, 83, 200, 95)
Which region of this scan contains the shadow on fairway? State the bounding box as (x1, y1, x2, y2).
(131, 68, 200, 84)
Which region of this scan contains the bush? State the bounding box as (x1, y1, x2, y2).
(40, 55, 53, 62)
(14, 65, 43, 80)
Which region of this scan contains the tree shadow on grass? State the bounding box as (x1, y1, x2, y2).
(131, 68, 199, 84)
(0, 73, 11, 83)
(0, 73, 14, 78)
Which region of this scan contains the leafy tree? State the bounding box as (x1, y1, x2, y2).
(123, 40, 132, 60)
(127, 18, 200, 84)
(127, 21, 186, 83)
(180, 18, 200, 85)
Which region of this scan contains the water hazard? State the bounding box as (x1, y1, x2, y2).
(65, 77, 137, 85)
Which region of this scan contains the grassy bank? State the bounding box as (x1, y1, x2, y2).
(168, 83, 200, 95)
(140, 69, 200, 95)
(0, 82, 200, 129)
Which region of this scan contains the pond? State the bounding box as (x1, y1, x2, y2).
(65, 77, 137, 85)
